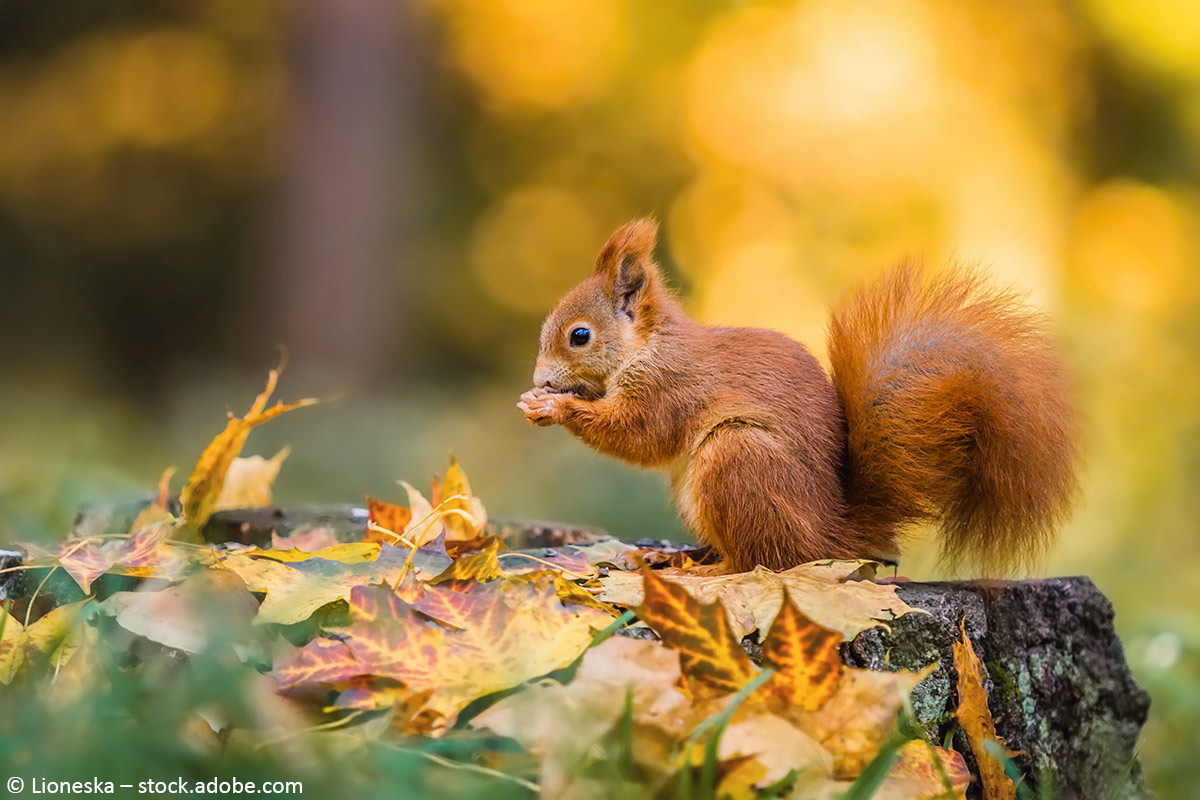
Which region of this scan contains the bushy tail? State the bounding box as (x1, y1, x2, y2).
(828, 263, 1079, 572)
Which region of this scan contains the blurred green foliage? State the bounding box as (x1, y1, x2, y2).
(0, 0, 1197, 796)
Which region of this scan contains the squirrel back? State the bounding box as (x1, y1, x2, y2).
(829, 264, 1078, 571)
(520, 219, 1079, 574)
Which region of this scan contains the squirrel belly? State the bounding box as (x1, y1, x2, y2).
(520, 218, 1079, 574)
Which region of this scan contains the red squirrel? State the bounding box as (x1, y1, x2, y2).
(517, 218, 1078, 573)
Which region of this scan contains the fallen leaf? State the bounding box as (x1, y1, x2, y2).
(0, 605, 25, 684)
(277, 579, 610, 727)
(365, 496, 412, 545)
(214, 448, 289, 511)
(271, 527, 342, 552)
(889, 740, 970, 799)
(179, 368, 317, 531)
(99, 571, 259, 653)
(759, 589, 844, 711)
(795, 663, 936, 777)
(428, 538, 503, 584)
(954, 620, 1016, 800)
(0, 600, 94, 684)
(635, 568, 757, 699)
(56, 523, 179, 593)
(718, 711, 832, 787)
(439, 456, 487, 541)
(251, 542, 380, 564)
(598, 561, 915, 640)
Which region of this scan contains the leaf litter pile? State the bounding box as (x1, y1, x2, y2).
(0, 371, 1018, 799)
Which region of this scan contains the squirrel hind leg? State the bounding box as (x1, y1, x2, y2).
(677, 427, 871, 572)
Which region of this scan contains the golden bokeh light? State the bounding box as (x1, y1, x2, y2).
(469, 185, 604, 314)
(1069, 180, 1194, 313)
(426, 0, 627, 113)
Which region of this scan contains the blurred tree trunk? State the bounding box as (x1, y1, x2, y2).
(261, 0, 421, 387)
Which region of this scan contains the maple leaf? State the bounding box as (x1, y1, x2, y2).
(214, 448, 289, 511)
(954, 620, 1017, 800)
(888, 740, 970, 799)
(178, 367, 317, 533)
(759, 589, 844, 712)
(428, 538, 503, 584)
(795, 662, 937, 778)
(471, 636, 705, 797)
(218, 541, 450, 625)
(250, 542, 381, 564)
(0, 600, 93, 685)
(54, 523, 180, 593)
(598, 560, 916, 640)
(276, 579, 611, 727)
(635, 568, 757, 700)
(793, 740, 970, 800)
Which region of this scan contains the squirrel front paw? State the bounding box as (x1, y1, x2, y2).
(517, 388, 573, 426)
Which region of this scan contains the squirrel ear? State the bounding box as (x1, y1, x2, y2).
(594, 218, 659, 319)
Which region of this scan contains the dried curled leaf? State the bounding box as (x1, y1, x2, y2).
(179, 368, 317, 531)
(636, 568, 757, 699)
(954, 620, 1017, 800)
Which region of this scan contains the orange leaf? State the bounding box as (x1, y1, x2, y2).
(179, 368, 317, 531)
(635, 568, 757, 699)
(365, 496, 413, 544)
(953, 620, 1017, 800)
(888, 740, 970, 799)
(760, 589, 844, 711)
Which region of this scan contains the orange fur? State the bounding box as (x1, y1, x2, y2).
(518, 220, 1079, 574)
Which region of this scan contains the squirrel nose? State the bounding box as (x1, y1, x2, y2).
(533, 364, 554, 389)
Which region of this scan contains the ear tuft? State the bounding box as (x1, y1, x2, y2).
(595, 217, 659, 275)
(594, 218, 660, 318)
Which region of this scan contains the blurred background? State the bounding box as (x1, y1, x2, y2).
(0, 0, 1196, 793)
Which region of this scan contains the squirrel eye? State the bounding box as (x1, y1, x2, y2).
(569, 326, 591, 347)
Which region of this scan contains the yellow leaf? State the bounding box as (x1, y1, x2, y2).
(428, 538, 503, 584)
(179, 368, 317, 532)
(954, 620, 1017, 800)
(214, 448, 289, 511)
(0, 606, 26, 685)
(439, 456, 487, 541)
(250, 542, 380, 564)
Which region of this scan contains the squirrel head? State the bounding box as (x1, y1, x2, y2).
(533, 218, 672, 400)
